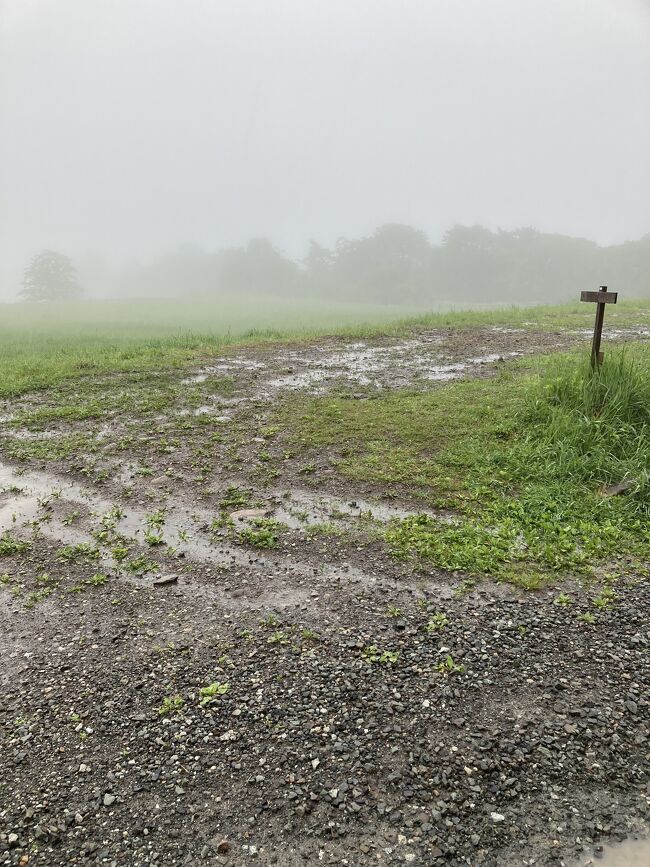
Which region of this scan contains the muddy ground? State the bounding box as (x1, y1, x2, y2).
(0, 325, 648, 867)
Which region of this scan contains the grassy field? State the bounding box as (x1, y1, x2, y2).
(0, 295, 649, 397)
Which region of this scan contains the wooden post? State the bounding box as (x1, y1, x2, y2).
(580, 285, 618, 369)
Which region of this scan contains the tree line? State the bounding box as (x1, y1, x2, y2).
(21, 224, 650, 303)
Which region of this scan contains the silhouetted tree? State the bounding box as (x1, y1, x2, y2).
(217, 238, 301, 295)
(21, 250, 82, 301)
(304, 240, 334, 291)
(326, 224, 432, 301)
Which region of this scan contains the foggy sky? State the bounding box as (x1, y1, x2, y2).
(1, 0, 649, 297)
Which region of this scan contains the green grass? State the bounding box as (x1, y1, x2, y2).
(1, 295, 648, 398)
(287, 344, 650, 584)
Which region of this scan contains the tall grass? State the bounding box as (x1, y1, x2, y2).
(520, 347, 650, 500)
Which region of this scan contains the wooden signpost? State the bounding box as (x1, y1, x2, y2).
(580, 285, 618, 368)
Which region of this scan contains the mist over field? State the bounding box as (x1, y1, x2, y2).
(1, 0, 649, 309)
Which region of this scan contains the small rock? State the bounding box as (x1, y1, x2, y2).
(153, 575, 178, 587)
(490, 812, 505, 823)
(603, 479, 636, 497)
(103, 794, 116, 807)
(215, 839, 230, 854)
(230, 508, 268, 521)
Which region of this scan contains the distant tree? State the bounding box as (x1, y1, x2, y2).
(304, 240, 334, 288)
(217, 238, 301, 296)
(331, 224, 432, 301)
(20, 250, 82, 301)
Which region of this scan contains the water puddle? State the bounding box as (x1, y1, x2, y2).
(267, 369, 331, 391)
(181, 359, 266, 384)
(270, 488, 449, 529)
(423, 364, 467, 381)
(1, 463, 420, 602)
(175, 404, 234, 419)
(172, 333, 535, 407)
(577, 837, 650, 865)
(264, 340, 521, 393)
(572, 326, 650, 339)
(0, 462, 456, 617)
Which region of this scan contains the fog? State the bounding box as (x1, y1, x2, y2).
(1, 0, 649, 303)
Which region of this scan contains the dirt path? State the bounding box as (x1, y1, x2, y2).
(0, 325, 648, 866)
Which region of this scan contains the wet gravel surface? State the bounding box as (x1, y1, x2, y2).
(1, 326, 649, 866)
(1, 560, 648, 867)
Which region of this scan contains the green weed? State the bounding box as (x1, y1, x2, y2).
(56, 543, 100, 563)
(426, 612, 449, 633)
(198, 682, 230, 706)
(436, 655, 465, 675)
(237, 518, 286, 549)
(362, 646, 400, 665)
(158, 695, 184, 716)
(0, 535, 31, 556)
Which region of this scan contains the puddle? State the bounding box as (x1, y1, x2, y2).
(572, 327, 650, 339)
(1, 463, 416, 602)
(177, 406, 233, 419)
(576, 837, 650, 865)
(172, 332, 540, 410)
(182, 359, 267, 384)
(6, 429, 65, 441)
(270, 488, 449, 529)
(470, 352, 517, 364)
(267, 369, 331, 391)
(0, 462, 456, 619)
(264, 339, 521, 393)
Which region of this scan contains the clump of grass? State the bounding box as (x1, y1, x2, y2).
(56, 542, 100, 563)
(0, 535, 31, 556)
(426, 612, 449, 632)
(522, 350, 650, 492)
(437, 654, 465, 675)
(259, 613, 281, 628)
(126, 554, 158, 575)
(219, 485, 251, 511)
(237, 518, 286, 549)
